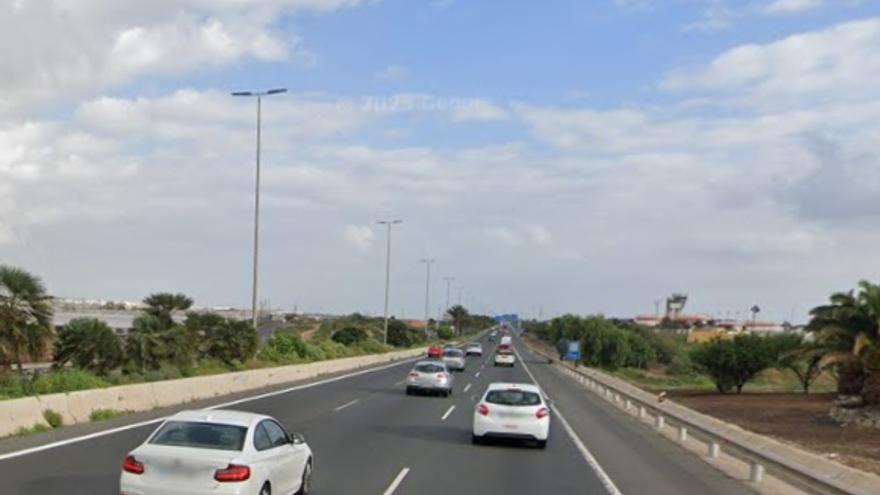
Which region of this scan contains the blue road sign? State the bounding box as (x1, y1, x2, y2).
(565, 340, 581, 361)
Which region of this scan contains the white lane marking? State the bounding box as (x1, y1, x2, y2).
(394, 380, 405, 386)
(333, 399, 360, 412)
(441, 405, 456, 421)
(0, 355, 422, 462)
(513, 345, 624, 495)
(383, 467, 411, 495)
(475, 371, 481, 378)
(463, 383, 472, 393)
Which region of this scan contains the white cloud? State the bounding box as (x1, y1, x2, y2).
(662, 18, 880, 107)
(343, 225, 375, 251)
(374, 65, 411, 81)
(0, 0, 361, 114)
(764, 0, 823, 14)
(449, 100, 509, 122)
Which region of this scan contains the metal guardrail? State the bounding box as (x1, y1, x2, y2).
(528, 344, 873, 495)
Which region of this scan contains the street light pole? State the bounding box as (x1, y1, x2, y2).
(377, 219, 402, 345)
(420, 259, 435, 334)
(443, 277, 454, 314)
(232, 88, 287, 331)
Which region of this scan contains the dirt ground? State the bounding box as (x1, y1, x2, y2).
(667, 390, 880, 476)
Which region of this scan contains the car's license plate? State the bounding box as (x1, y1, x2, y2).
(503, 424, 518, 429)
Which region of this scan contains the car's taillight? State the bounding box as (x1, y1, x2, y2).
(214, 464, 251, 482)
(477, 404, 490, 416)
(436, 373, 448, 380)
(409, 372, 419, 378)
(122, 455, 145, 475)
(536, 407, 550, 419)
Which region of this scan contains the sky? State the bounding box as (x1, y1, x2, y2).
(2, 0, 880, 323)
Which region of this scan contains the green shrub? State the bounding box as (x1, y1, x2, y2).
(387, 320, 426, 347)
(437, 327, 456, 340)
(354, 339, 389, 354)
(90, 409, 129, 422)
(332, 326, 369, 346)
(53, 318, 124, 375)
(43, 409, 63, 429)
(32, 370, 110, 395)
(143, 363, 183, 382)
(690, 334, 780, 393)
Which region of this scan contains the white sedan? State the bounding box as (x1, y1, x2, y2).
(120, 409, 313, 495)
(472, 383, 550, 448)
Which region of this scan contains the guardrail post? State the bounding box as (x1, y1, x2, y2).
(678, 426, 687, 443)
(655, 414, 665, 430)
(639, 406, 646, 420)
(749, 462, 765, 483)
(708, 441, 720, 459)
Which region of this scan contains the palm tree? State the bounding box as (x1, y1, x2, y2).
(53, 318, 123, 375)
(143, 292, 193, 330)
(446, 305, 470, 336)
(809, 281, 880, 402)
(0, 266, 54, 374)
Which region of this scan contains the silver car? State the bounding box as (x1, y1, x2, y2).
(443, 348, 467, 372)
(406, 361, 454, 396)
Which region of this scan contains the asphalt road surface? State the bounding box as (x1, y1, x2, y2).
(0, 333, 755, 495)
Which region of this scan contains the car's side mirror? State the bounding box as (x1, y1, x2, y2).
(290, 432, 305, 445)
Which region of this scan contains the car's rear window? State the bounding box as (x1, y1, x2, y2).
(497, 346, 512, 354)
(486, 390, 541, 406)
(415, 363, 445, 373)
(444, 349, 463, 357)
(150, 421, 247, 451)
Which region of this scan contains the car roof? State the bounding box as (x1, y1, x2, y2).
(414, 360, 447, 367)
(166, 409, 269, 427)
(485, 382, 541, 393)
(467, 343, 481, 346)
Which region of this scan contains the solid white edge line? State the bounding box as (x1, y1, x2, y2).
(333, 399, 360, 412)
(382, 467, 411, 495)
(513, 344, 624, 495)
(0, 355, 422, 462)
(441, 405, 456, 421)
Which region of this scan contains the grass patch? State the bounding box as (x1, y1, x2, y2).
(89, 408, 131, 422)
(15, 423, 51, 437)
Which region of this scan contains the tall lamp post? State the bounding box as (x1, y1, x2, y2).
(231, 88, 287, 330)
(377, 219, 402, 344)
(420, 259, 435, 335)
(443, 277, 454, 315)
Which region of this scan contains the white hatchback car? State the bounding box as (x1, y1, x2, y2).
(494, 344, 515, 367)
(120, 409, 313, 495)
(472, 383, 550, 448)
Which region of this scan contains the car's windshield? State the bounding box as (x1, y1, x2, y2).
(485, 390, 542, 407)
(149, 421, 247, 451)
(415, 364, 445, 373)
(444, 349, 463, 357)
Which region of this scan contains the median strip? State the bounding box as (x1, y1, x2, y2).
(382, 467, 410, 495)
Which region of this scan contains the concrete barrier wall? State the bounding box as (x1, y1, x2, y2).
(0, 348, 424, 438)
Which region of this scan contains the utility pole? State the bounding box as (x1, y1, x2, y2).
(420, 259, 435, 335)
(377, 219, 402, 345)
(443, 277, 454, 314)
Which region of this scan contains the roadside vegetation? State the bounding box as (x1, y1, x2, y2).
(0, 265, 486, 401)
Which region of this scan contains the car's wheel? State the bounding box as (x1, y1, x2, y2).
(472, 434, 482, 445)
(260, 482, 271, 495)
(296, 460, 312, 495)
(405, 387, 413, 396)
(536, 440, 547, 449)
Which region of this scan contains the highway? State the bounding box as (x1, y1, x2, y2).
(0, 333, 755, 494)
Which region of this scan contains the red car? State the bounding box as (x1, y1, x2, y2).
(427, 345, 444, 359)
